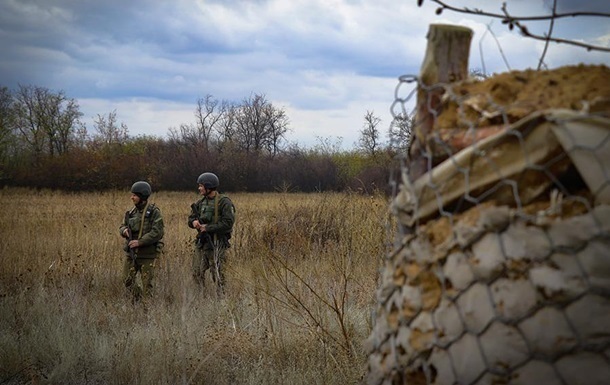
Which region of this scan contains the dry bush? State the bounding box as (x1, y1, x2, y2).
(0, 188, 392, 384)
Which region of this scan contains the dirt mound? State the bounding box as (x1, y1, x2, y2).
(436, 64, 610, 129)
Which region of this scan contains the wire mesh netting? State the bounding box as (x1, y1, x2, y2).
(366, 65, 610, 385)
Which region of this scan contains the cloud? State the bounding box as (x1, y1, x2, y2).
(1, 0, 607, 149)
(78, 97, 194, 137)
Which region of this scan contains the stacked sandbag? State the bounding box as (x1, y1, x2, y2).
(366, 99, 610, 385)
(366, 201, 610, 385)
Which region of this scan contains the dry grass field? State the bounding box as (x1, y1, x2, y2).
(0, 188, 393, 384)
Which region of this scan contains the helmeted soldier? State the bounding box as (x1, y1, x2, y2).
(119, 181, 164, 301)
(188, 172, 235, 293)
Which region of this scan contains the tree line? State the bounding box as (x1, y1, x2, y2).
(0, 84, 413, 193)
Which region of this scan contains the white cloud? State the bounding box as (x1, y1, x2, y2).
(1, 0, 607, 151)
(78, 98, 194, 138)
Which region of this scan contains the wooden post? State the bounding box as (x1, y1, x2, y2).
(410, 24, 473, 179)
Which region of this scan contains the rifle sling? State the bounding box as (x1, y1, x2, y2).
(213, 195, 219, 243)
(133, 202, 150, 254)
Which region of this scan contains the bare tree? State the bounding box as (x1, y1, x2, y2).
(51, 96, 81, 156)
(0, 87, 15, 154)
(169, 122, 197, 147)
(314, 136, 344, 156)
(388, 111, 414, 152)
(194, 94, 223, 152)
(168, 94, 224, 153)
(234, 93, 289, 156)
(214, 100, 238, 153)
(71, 122, 90, 149)
(13, 85, 82, 159)
(93, 110, 129, 146)
(234, 94, 263, 153)
(358, 110, 383, 156)
(263, 102, 290, 157)
(0, 86, 17, 178)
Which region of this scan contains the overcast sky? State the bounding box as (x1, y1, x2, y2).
(1, 0, 608, 149)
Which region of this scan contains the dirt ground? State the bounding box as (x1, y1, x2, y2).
(435, 63, 610, 129)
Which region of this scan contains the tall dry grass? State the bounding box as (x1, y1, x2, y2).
(0, 187, 393, 384)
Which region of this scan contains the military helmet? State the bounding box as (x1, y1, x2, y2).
(131, 181, 152, 199)
(197, 172, 219, 189)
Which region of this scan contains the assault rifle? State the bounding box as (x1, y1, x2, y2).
(124, 211, 137, 262)
(191, 203, 212, 249)
(126, 229, 137, 262)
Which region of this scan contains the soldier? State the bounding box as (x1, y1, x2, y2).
(188, 172, 235, 293)
(119, 181, 164, 301)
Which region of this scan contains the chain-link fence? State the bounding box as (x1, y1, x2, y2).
(365, 63, 610, 384)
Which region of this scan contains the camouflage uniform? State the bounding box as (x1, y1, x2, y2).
(188, 193, 235, 290)
(119, 202, 164, 299)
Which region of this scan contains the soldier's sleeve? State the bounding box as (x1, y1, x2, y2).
(138, 207, 164, 247)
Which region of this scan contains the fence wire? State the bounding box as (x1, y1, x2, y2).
(366, 68, 610, 385)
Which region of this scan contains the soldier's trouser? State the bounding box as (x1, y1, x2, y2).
(192, 246, 226, 289)
(123, 257, 156, 299)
